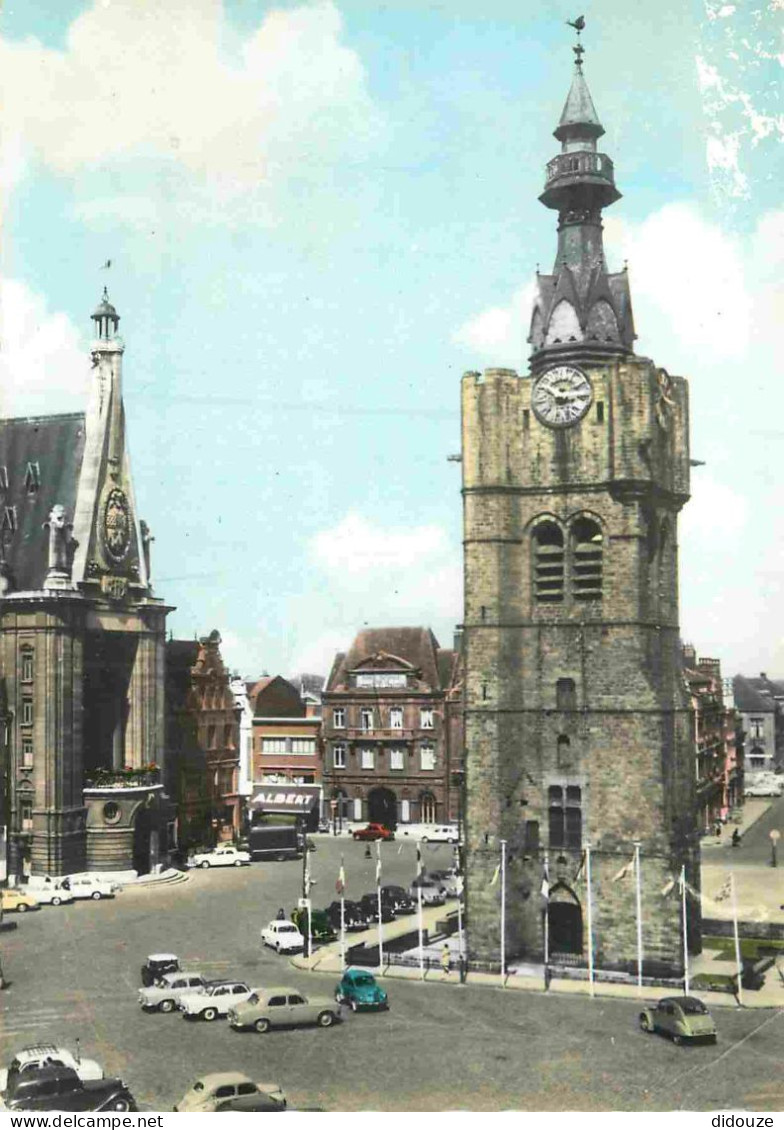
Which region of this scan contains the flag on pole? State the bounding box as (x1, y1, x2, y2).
(714, 875, 732, 902)
(661, 877, 676, 897)
(375, 841, 382, 887)
(573, 852, 586, 881)
(489, 863, 501, 888)
(540, 861, 550, 899)
(336, 859, 346, 895)
(612, 857, 635, 882)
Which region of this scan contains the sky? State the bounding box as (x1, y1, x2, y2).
(0, 0, 781, 682)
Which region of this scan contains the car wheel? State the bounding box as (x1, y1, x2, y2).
(91, 890, 102, 900)
(199, 860, 210, 869)
(639, 1014, 652, 1033)
(276, 942, 281, 953)
(51, 896, 61, 906)
(672, 1034, 682, 1046)
(234, 859, 243, 867)
(275, 853, 286, 862)
(421, 837, 429, 844)
(109, 1097, 131, 1112)
(159, 999, 176, 1013)
(202, 1007, 218, 1021)
(352, 834, 359, 841)
(334, 990, 343, 1004)
(16, 903, 29, 913)
(254, 1018, 271, 1033)
(350, 999, 358, 1013)
(317, 1010, 335, 1027)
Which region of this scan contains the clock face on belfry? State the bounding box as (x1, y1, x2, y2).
(532, 364, 593, 427)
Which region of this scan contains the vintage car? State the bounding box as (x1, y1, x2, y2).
(0, 1046, 103, 1094)
(4, 1066, 136, 1112)
(190, 845, 251, 868)
(352, 823, 395, 842)
(325, 900, 369, 932)
(228, 987, 342, 1033)
(639, 996, 717, 1044)
(61, 876, 117, 900)
(174, 1073, 286, 1113)
(427, 869, 462, 898)
(409, 876, 447, 906)
(178, 980, 254, 1021)
(140, 953, 180, 987)
(32, 886, 75, 907)
(358, 893, 395, 924)
(0, 889, 40, 913)
(260, 920, 305, 953)
(138, 971, 208, 1012)
(379, 885, 416, 915)
(291, 907, 337, 944)
(335, 968, 389, 1012)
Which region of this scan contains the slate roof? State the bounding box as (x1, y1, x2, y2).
(0, 413, 86, 592)
(732, 675, 776, 714)
(326, 627, 455, 693)
(556, 68, 604, 140)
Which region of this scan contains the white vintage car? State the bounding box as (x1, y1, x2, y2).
(139, 972, 208, 1013)
(0, 1045, 103, 1094)
(63, 876, 117, 900)
(34, 886, 75, 907)
(178, 981, 254, 1021)
(260, 920, 305, 953)
(191, 846, 251, 869)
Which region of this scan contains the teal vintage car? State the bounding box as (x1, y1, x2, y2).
(335, 968, 388, 1012)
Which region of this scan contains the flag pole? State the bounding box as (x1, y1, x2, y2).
(634, 841, 643, 995)
(339, 853, 346, 971)
(455, 847, 465, 978)
(500, 839, 507, 986)
(585, 843, 595, 997)
(731, 872, 743, 1007)
(543, 851, 550, 990)
(376, 840, 384, 974)
(680, 863, 689, 994)
(417, 843, 425, 980)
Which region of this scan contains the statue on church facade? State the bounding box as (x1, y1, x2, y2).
(43, 504, 75, 588)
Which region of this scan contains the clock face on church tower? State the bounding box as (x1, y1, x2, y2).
(532, 364, 593, 427)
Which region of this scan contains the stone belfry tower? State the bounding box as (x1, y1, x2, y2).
(461, 29, 699, 975)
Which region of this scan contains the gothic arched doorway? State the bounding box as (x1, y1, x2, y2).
(420, 791, 437, 824)
(548, 882, 583, 956)
(368, 787, 397, 830)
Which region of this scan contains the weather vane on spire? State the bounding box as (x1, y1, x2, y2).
(566, 15, 586, 69)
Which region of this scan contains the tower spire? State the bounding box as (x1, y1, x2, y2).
(528, 22, 635, 372)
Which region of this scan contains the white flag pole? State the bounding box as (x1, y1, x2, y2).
(634, 841, 643, 995)
(417, 844, 425, 980)
(543, 851, 550, 989)
(680, 864, 689, 994)
(585, 842, 595, 997)
(339, 853, 346, 971)
(376, 840, 384, 974)
(500, 839, 507, 986)
(731, 872, 743, 1007)
(456, 863, 465, 977)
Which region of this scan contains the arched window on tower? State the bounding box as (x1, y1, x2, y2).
(556, 679, 577, 711)
(533, 521, 565, 603)
(571, 517, 603, 600)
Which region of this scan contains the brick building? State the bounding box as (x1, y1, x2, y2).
(461, 39, 699, 975)
(166, 631, 240, 844)
(682, 648, 740, 832)
(321, 627, 460, 829)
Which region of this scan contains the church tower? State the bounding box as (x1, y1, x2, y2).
(461, 31, 699, 976)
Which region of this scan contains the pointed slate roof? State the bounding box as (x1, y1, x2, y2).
(555, 68, 604, 140)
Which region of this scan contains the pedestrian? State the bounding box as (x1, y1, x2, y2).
(441, 943, 452, 978)
(715, 822, 722, 838)
(731, 829, 741, 848)
(0, 957, 7, 991)
(364, 844, 372, 860)
(276, 907, 285, 921)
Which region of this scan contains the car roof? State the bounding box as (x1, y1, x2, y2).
(206, 980, 245, 987)
(258, 987, 300, 996)
(16, 1045, 65, 1061)
(162, 970, 202, 982)
(269, 919, 297, 927)
(192, 1072, 256, 1089)
(147, 953, 178, 962)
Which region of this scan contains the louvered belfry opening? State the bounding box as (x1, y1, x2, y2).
(533, 521, 565, 602)
(571, 517, 602, 600)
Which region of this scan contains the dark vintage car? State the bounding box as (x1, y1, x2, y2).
(5, 1066, 137, 1112)
(140, 952, 180, 987)
(352, 823, 395, 842)
(380, 885, 416, 915)
(325, 900, 368, 933)
(291, 907, 337, 944)
(358, 893, 395, 924)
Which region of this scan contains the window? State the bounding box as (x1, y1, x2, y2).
(749, 754, 765, 770)
(390, 708, 403, 730)
(557, 735, 571, 767)
(333, 708, 345, 728)
(0, 466, 7, 490)
(21, 698, 33, 726)
(420, 745, 436, 771)
(421, 792, 436, 823)
(360, 709, 374, 732)
(556, 679, 577, 711)
(223, 724, 234, 749)
(2, 506, 17, 533)
(21, 737, 33, 767)
(420, 708, 434, 730)
(534, 521, 564, 602)
(389, 747, 404, 771)
(548, 784, 582, 849)
(20, 649, 34, 683)
(268, 996, 287, 1008)
(524, 821, 540, 853)
(206, 724, 216, 749)
(361, 748, 375, 770)
(291, 738, 316, 754)
(20, 799, 33, 831)
(571, 517, 603, 600)
(24, 462, 40, 494)
(353, 797, 363, 821)
(261, 738, 286, 753)
(749, 718, 764, 740)
(333, 744, 346, 770)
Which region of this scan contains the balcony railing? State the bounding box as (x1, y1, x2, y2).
(544, 151, 615, 188)
(84, 766, 161, 790)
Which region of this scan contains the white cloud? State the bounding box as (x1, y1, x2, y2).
(452, 282, 535, 364)
(311, 511, 450, 576)
(0, 0, 382, 225)
(0, 280, 88, 416)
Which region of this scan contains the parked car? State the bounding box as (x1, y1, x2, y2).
(639, 997, 717, 1044)
(33, 886, 75, 907)
(380, 885, 416, 915)
(744, 781, 784, 797)
(291, 907, 337, 944)
(427, 869, 462, 898)
(4, 1066, 136, 1112)
(409, 878, 446, 906)
(174, 1073, 286, 1113)
(358, 893, 395, 924)
(190, 845, 251, 869)
(62, 876, 116, 900)
(0, 1046, 103, 1095)
(140, 953, 180, 987)
(419, 825, 459, 844)
(325, 900, 368, 932)
(0, 889, 40, 913)
(260, 919, 305, 953)
(352, 823, 395, 842)
(179, 981, 254, 1021)
(138, 971, 208, 1013)
(335, 968, 389, 1012)
(228, 987, 342, 1032)
(317, 819, 331, 834)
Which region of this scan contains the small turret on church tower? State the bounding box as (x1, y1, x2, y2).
(460, 24, 699, 979)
